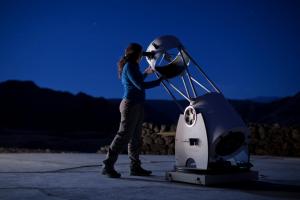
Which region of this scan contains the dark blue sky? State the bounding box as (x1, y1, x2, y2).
(0, 0, 299, 99)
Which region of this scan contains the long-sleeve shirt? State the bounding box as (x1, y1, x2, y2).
(122, 62, 161, 103)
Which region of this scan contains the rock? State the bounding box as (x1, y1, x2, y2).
(151, 144, 166, 153)
(143, 129, 151, 135)
(168, 143, 175, 150)
(148, 123, 153, 130)
(258, 126, 266, 140)
(154, 137, 165, 145)
(273, 123, 280, 129)
(291, 129, 300, 141)
(168, 144, 175, 155)
(170, 124, 177, 132)
(151, 133, 159, 139)
(167, 148, 174, 155)
(142, 129, 147, 135)
(153, 125, 160, 133)
(255, 148, 268, 155)
(249, 126, 257, 135)
(160, 124, 167, 132)
(142, 122, 148, 128)
(142, 144, 150, 152)
(160, 149, 167, 155)
(163, 136, 175, 145)
(143, 137, 153, 145)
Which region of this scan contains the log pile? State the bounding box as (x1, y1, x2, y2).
(99, 122, 300, 157)
(249, 123, 300, 156)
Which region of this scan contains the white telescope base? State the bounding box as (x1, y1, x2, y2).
(165, 170, 258, 186)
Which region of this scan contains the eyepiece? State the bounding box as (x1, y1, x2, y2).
(142, 51, 155, 59)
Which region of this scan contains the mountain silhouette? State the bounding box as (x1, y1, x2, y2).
(0, 80, 299, 152)
(0, 80, 299, 130)
(0, 80, 120, 133)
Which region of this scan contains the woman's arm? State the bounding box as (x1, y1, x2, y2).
(127, 64, 161, 90)
(143, 66, 154, 80)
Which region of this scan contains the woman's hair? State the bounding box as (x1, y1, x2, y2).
(118, 43, 143, 79)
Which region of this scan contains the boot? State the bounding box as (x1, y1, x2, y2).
(102, 165, 121, 178)
(130, 162, 152, 176)
(102, 148, 121, 178)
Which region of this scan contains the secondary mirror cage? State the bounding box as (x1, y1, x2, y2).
(145, 35, 221, 112)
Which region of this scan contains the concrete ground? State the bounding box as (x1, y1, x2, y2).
(0, 154, 299, 200)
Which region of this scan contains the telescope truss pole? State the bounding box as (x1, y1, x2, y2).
(166, 80, 191, 102)
(190, 76, 211, 93)
(182, 49, 222, 94)
(154, 71, 184, 113)
(181, 75, 191, 99)
(179, 48, 198, 98)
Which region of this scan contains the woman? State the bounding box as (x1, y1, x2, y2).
(102, 43, 163, 178)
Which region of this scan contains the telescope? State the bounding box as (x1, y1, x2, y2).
(145, 35, 258, 185)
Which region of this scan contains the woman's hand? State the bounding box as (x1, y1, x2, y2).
(144, 66, 154, 75)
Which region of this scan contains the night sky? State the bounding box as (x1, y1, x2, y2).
(0, 0, 299, 100)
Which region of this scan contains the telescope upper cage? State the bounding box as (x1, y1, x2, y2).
(145, 35, 190, 79)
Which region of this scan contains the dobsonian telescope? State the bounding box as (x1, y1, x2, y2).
(144, 35, 258, 185)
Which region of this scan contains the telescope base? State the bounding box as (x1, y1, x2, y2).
(165, 170, 258, 186)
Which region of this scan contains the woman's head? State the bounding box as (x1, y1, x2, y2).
(124, 43, 143, 62)
(118, 43, 143, 79)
